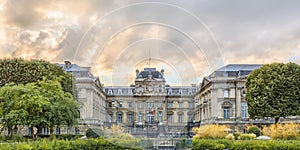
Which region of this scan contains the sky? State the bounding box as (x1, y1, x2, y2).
(0, 0, 299, 86)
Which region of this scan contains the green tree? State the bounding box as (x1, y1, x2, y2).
(0, 78, 79, 136)
(246, 62, 300, 124)
(0, 58, 76, 96)
(0, 83, 50, 136)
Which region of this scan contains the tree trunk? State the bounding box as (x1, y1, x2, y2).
(8, 126, 12, 137)
(274, 117, 279, 128)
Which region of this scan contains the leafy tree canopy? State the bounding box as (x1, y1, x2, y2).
(246, 62, 300, 123)
(0, 78, 79, 136)
(0, 58, 75, 96)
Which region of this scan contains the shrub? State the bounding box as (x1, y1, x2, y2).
(86, 128, 104, 138)
(225, 133, 234, 140)
(0, 138, 141, 150)
(192, 139, 300, 150)
(192, 125, 229, 139)
(106, 133, 140, 148)
(233, 132, 242, 140)
(247, 126, 261, 137)
(238, 133, 256, 140)
(262, 122, 300, 140)
(192, 139, 226, 150)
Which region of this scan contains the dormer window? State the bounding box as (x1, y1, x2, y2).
(168, 89, 173, 95)
(117, 89, 122, 95)
(108, 89, 113, 95)
(138, 87, 143, 93)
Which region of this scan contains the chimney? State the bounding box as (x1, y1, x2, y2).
(65, 61, 71, 69)
(136, 69, 139, 77)
(161, 69, 164, 77)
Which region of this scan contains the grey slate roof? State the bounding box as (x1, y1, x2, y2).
(137, 68, 164, 79)
(216, 64, 262, 72)
(212, 64, 263, 77)
(57, 63, 93, 78)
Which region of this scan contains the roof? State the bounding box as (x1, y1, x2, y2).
(57, 64, 89, 72)
(136, 68, 164, 79)
(216, 64, 262, 72)
(57, 63, 93, 78)
(212, 64, 263, 77)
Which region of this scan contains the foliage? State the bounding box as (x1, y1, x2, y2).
(192, 139, 229, 150)
(192, 125, 229, 139)
(86, 128, 104, 138)
(175, 138, 192, 148)
(103, 125, 125, 138)
(106, 133, 140, 148)
(193, 139, 300, 150)
(0, 78, 79, 136)
(0, 138, 141, 150)
(238, 133, 256, 140)
(262, 122, 300, 140)
(233, 132, 242, 140)
(247, 126, 261, 137)
(225, 133, 234, 140)
(0, 58, 76, 96)
(246, 62, 300, 123)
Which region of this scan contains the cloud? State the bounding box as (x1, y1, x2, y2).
(1, 0, 300, 86)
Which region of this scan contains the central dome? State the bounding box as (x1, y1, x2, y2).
(136, 68, 164, 79)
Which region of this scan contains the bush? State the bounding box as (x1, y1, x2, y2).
(175, 139, 192, 148)
(107, 133, 140, 148)
(192, 139, 226, 150)
(86, 128, 104, 138)
(238, 133, 256, 140)
(233, 132, 242, 140)
(0, 138, 141, 150)
(192, 139, 300, 150)
(192, 125, 229, 139)
(247, 126, 261, 137)
(262, 122, 300, 140)
(225, 133, 234, 140)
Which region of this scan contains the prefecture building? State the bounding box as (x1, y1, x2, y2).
(59, 62, 299, 136)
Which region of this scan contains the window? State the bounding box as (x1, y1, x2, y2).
(188, 102, 193, 108)
(167, 102, 173, 108)
(167, 114, 173, 123)
(108, 102, 112, 107)
(158, 102, 163, 108)
(138, 102, 142, 108)
(223, 107, 230, 119)
(146, 102, 154, 108)
(108, 114, 113, 122)
(108, 90, 113, 95)
(178, 102, 183, 108)
(127, 114, 133, 123)
(138, 86, 142, 93)
(178, 114, 183, 123)
(188, 114, 193, 122)
(128, 102, 133, 108)
(117, 114, 123, 123)
(158, 111, 162, 123)
(138, 111, 142, 123)
(224, 90, 229, 98)
(241, 102, 248, 119)
(146, 112, 154, 123)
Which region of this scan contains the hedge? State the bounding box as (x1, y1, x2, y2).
(0, 138, 141, 150)
(193, 139, 300, 150)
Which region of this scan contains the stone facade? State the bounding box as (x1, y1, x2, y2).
(105, 68, 197, 134)
(58, 61, 107, 127)
(193, 64, 273, 130)
(58, 62, 299, 135)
